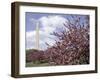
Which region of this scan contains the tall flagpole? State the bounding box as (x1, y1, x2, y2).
(35, 21, 39, 50)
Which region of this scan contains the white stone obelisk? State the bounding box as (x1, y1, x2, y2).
(35, 21, 39, 50)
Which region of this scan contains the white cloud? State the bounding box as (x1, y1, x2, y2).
(39, 15, 68, 32)
(26, 15, 68, 50)
(26, 31, 35, 49)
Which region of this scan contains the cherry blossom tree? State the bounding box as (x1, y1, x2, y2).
(44, 15, 89, 65)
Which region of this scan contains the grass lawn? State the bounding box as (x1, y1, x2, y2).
(26, 62, 51, 67)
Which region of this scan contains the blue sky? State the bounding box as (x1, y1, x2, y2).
(25, 12, 89, 50)
(26, 12, 70, 32)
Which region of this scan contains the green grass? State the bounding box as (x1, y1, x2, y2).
(26, 49, 39, 54)
(26, 62, 51, 67)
